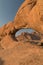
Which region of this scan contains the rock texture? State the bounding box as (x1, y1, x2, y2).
(0, 0, 43, 65)
(0, 0, 43, 37)
(16, 32, 43, 45)
(13, 0, 43, 34)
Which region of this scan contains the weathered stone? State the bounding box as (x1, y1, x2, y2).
(14, 0, 43, 34)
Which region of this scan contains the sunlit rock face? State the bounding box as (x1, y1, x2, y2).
(0, 0, 43, 65)
(14, 0, 43, 34)
(0, 0, 43, 38)
(0, 0, 43, 46)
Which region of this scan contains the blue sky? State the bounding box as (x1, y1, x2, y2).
(0, 0, 24, 26)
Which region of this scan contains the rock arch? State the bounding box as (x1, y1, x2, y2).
(0, 0, 43, 40)
(13, 0, 43, 35)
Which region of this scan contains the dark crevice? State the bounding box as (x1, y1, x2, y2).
(9, 29, 20, 41)
(0, 58, 4, 65)
(39, 42, 43, 46)
(0, 38, 2, 41)
(21, 0, 37, 11)
(29, 34, 41, 40)
(41, 43, 43, 46)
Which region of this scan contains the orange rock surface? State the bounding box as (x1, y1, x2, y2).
(0, 0, 43, 65)
(14, 0, 43, 34)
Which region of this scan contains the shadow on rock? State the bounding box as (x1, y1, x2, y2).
(0, 58, 4, 65)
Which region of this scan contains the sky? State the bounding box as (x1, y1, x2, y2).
(0, 0, 24, 26)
